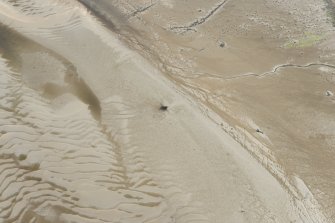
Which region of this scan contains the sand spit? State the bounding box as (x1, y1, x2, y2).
(0, 0, 332, 223)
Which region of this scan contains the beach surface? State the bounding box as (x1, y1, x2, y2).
(0, 0, 334, 222)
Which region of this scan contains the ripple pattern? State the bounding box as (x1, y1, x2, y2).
(0, 56, 207, 222)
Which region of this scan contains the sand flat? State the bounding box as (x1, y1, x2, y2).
(0, 0, 333, 222)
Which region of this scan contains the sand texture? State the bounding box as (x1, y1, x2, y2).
(0, 0, 334, 222)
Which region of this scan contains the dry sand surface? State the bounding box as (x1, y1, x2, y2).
(0, 0, 334, 222)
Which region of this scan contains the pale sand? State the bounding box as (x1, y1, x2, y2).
(0, 0, 333, 223)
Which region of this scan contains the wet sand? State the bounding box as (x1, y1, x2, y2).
(0, 0, 334, 222)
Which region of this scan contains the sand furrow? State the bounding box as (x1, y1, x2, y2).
(0, 5, 208, 220)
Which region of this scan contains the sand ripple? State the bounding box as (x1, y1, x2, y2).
(0, 0, 331, 222)
(0, 55, 207, 222)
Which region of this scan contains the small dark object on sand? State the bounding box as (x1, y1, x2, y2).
(219, 42, 225, 48)
(160, 105, 168, 111)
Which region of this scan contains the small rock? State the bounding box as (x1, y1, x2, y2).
(326, 90, 334, 97)
(159, 104, 168, 111)
(219, 42, 225, 48)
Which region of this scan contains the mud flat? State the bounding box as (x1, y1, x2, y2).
(0, 0, 333, 223)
